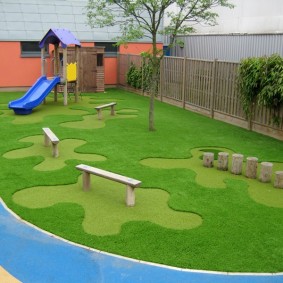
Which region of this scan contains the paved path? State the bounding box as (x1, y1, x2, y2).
(0, 199, 282, 283)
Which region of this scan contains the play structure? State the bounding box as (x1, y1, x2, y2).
(9, 28, 81, 115)
(56, 46, 105, 93)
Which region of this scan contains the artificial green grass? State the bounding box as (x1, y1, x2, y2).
(3, 136, 106, 171)
(141, 147, 283, 208)
(0, 89, 283, 272)
(13, 176, 201, 236)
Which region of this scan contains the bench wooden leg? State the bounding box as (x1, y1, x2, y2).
(126, 185, 135, 207)
(97, 109, 102, 120)
(110, 105, 115, 116)
(52, 143, 59, 158)
(44, 133, 50, 147)
(82, 171, 91, 191)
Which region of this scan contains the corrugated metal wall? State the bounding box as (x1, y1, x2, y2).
(171, 34, 283, 62)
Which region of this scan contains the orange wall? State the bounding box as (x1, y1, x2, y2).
(0, 41, 162, 87)
(0, 42, 95, 88)
(0, 42, 42, 87)
(104, 57, 117, 85)
(81, 42, 94, 47)
(105, 42, 163, 84)
(119, 42, 163, 55)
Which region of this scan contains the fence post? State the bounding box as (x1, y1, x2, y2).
(210, 59, 217, 118)
(117, 53, 120, 86)
(142, 56, 145, 96)
(127, 54, 130, 90)
(182, 57, 187, 109)
(160, 58, 163, 102)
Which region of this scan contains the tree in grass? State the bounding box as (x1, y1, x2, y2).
(86, 0, 234, 131)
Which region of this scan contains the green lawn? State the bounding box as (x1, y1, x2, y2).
(1, 89, 283, 272)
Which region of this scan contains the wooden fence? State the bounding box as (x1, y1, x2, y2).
(118, 54, 143, 87)
(118, 54, 283, 140)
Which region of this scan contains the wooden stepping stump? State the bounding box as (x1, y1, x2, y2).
(231, 154, 243, 175)
(203, 152, 214, 168)
(217, 152, 229, 171)
(274, 171, 283, 189)
(245, 157, 258, 179)
(259, 162, 273, 183)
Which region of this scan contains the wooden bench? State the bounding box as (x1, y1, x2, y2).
(94, 102, 116, 120)
(76, 164, 142, 207)
(42, 127, 59, 157)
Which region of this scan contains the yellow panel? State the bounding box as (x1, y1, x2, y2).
(67, 62, 77, 82)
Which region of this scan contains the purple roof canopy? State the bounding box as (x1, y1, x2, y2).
(39, 28, 81, 49)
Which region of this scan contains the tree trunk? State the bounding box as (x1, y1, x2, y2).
(149, 90, 155, 131)
(149, 64, 158, 131)
(148, 34, 159, 131)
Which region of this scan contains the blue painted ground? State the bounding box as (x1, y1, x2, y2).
(0, 200, 282, 283)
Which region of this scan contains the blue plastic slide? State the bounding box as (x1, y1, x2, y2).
(8, 76, 61, 115)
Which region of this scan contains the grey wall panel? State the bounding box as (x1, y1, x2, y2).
(171, 34, 283, 62)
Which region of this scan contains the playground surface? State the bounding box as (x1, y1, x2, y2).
(1, 89, 283, 277)
(1, 198, 283, 283)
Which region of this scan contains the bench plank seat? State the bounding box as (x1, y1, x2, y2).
(42, 127, 59, 157)
(76, 164, 141, 206)
(94, 102, 116, 119)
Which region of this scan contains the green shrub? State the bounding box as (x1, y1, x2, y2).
(126, 56, 160, 93)
(238, 54, 283, 125)
(258, 54, 283, 124)
(126, 63, 142, 89)
(238, 57, 265, 116)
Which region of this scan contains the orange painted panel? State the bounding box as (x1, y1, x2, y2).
(0, 42, 42, 87)
(81, 42, 94, 47)
(119, 43, 163, 55)
(104, 57, 117, 85)
(0, 41, 160, 88)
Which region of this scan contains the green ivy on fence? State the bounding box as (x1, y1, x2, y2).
(238, 54, 283, 125)
(126, 57, 160, 93)
(127, 63, 142, 89)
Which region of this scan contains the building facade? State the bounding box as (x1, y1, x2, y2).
(169, 0, 283, 61)
(0, 0, 163, 89)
